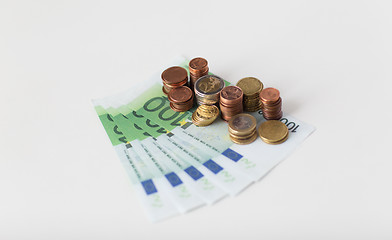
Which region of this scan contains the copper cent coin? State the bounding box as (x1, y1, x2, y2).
(220, 86, 243, 100)
(189, 57, 208, 70)
(161, 66, 188, 84)
(260, 88, 280, 103)
(168, 86, 193, 103)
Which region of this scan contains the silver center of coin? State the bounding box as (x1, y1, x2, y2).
(233, 116, 252, 130)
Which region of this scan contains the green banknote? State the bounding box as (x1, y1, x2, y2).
(93, 104, 179, 222)
(96, 99, 221, 213)
(99, 100, 228, 205)
(92, 56, 315, 221)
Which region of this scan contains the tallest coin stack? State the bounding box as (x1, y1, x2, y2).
(236, 77, 263, 112)
(189, 57, 209, 90)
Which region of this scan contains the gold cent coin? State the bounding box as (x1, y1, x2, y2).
(236, 77, 263, 96)
(192, 104, 219, 127)
(261, 132, 289, 145)
(258, 120, 289, 144)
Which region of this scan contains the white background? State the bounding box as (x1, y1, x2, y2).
(1, 0, 392, 239)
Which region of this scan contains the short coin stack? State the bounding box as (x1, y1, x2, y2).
(228, 113, 258, 145)
(161, 66, 188, 95)
(189, 57, 209, 90)
(220, 86, 243, 122)
(168, 86, 194, 112)
(194, 75, 225, 106)
(236, 77, 263, 112)
(258, 120, 289, 144)
(191, 104, 219, 127)
(260, 87, 283, 120)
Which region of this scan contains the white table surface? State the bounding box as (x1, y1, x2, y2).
(1, 0, 392, 239)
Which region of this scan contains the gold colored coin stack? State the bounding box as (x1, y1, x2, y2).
(258, 120, 289, 144)
(194, 75, 225, 106)
(192, 104, 219, 127)
(228, 113, 258, 145)
(236, 77, 263, 112)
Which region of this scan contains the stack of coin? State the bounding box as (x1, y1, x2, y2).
(219, 86, 244, 122)
(161, 66, 188, 95)
(228, 113, 258, 145)
(260, 87, 283, 120)
(191, 104, 219, 127)
(258, 120, 289, 144)
(194, 75, 225, 106)
(189, 57, 209, 90)
(168, 86, 194, 112)
(236, 77, 263, 112)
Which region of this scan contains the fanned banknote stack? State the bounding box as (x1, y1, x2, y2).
(92, 57, 315, 222)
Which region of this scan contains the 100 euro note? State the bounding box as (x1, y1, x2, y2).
(93, 102, 181, 222)
(92, 57, 315, 221)
(102, 104, 209, 213)
(96, 96, 228, 206)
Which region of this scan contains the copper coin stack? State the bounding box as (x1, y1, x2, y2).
(260, 87, 283, 120)
(189, 57, 209, 90)
(168, 86, 194, 112)
(161, 66, 188, 95)
(219, 86, 244, 122)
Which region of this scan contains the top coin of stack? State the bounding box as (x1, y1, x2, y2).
(161, 66, 188, 95)
(220, 86, 243, 122)
(260, 87, 283, 120)
(192, 104, 219, 127)
(168, 86, 194, 112)
(194, 75, 225, 106)
(258, 120, 289, 144)
(228, 113, 258, 145)
(236, 77, 263, 112)
(189, 57, 209, 90)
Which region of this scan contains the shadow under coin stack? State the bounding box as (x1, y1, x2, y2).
(168, 86, 194, 112)
(194, 75, 225, 106)
(161, 66, 188, 95)
(189, 57, 209, 90)
(220, 86, 243, 122)
(260, 87, 283, 120)
(228, 113, 258, 145)
(236, 77, 263, 112)
(258, 120, 289, 144)
(191, 104, 219, 127)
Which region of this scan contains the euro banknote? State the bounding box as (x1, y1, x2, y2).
(92, 56, 315, 222)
